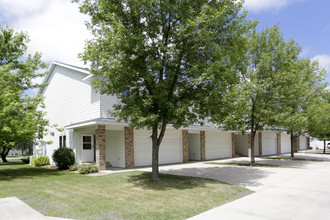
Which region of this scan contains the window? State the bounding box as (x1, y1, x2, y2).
(82, 136, 92, 150)
(59, 135, 66, 148)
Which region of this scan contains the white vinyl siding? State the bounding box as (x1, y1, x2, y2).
(300, 136, 307, 150)
(262, 132, 277, 155)
(281, 133, 291, 153)
(106, 130, 125, 168)
(41, 65, 101, 164)
(134, 129, 182, 167)
(42, 66, 100, 127)
(205, 131, 232, 159)
(100, 94, 119, 118)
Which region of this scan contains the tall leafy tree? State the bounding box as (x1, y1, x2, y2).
(274, 58, 326, 158)
(0, 26, 49, 162)
(307, 94, 330, 154)
(213, 25, 301, 163)
(74, 0, 253, 180)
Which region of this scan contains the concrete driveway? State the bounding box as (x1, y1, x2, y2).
(143, 153, 330, 220)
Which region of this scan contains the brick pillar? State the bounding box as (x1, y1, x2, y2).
(277, 133, 281, 154)
(258, 132, 262, 157)
(293, 135, 298, 152)
(231, 132, 236, 158)
(125, 127, 134, 168)
(182, 130, 189, 163)
(248, 134, 252, 157)
(306, 136, 310, 149)
(200, 131, 206, 161)
(96, 125, 106, 170)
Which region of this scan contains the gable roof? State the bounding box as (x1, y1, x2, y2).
(37, 61, 91, 96)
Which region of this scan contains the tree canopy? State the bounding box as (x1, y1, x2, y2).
(75, 0, 254, 180)
(0, 26, 49, 162)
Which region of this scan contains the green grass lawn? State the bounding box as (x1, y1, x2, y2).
(304, 149, 330, 154)
(6, 155, 31, 158)
(206, 162, 298, 168)
(0, 162, 250, 220)
(265, 157, 321, 161)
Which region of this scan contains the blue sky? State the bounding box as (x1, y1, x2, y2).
(0, 0, 329, 84)
(245, 0, 330, 83)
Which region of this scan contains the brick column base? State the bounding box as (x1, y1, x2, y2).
(125, 127, 134, 168)
(182, 130, 189, 163)
(200, 131, 206, 161)
(96, 125, 106, 170)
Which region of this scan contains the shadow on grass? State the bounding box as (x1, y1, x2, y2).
(158, 166, 270, 189)
(127, 171, 216, 191)
(0, 162, 65, 182)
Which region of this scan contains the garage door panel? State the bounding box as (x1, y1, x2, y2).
(205, 131, 231, 159)
(262, 132, 277, 155)
(300, 136, 307, 150)
(281, 134, 291, 153)
(134, 129, 182, 167)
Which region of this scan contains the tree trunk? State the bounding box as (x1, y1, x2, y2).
(324, 140, 326, 154)
(250, 130, 256, 164)
(151, 127, 160, 181)
(1, 147, 9, 162)
(290, 131, 294, 159)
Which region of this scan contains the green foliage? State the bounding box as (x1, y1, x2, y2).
(69, 164, 80, 171)
(0, 26, 49, 162)
(32, 156, 50, 167)
(52, 147, 75, 170)
(78, 163, 98, 174)
(307, 95, 330, 141)
(69, 163, 98, 174)
(74, 0, 254, 180)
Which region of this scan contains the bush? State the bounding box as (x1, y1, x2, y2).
(78, 163, 98, 174)
(32, 156, 50, 167)
(21, 157, 30, 164)
(52, 147, 75, 170)
(69, 164, 81, 171)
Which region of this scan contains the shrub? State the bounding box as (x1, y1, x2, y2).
(52, 147, 75, 170)
(69, 164, 81, 171)
(32, 156, 50, 167)
(21, 157, 30, 164)
(78, 163, 98, 174)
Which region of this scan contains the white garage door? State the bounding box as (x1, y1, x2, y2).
(134, 129, 182, 167)
(300, 136, 307, 150)
(205, 131, 232, 160)
(262, 132, 277, 155)
(281, 134, 291, 153)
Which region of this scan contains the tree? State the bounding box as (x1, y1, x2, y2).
(308, 95, 330, 154)
(214, 25, 301, 163)
(0, 26, 49, 162)
(274, 58, 326, 158)
(74, 0, 253, 180)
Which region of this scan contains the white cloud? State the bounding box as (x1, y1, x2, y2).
(0, 0, 92, 67)
(244, 0, 303, 13)
(312, 54, 330, 72)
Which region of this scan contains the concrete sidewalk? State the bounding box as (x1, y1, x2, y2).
(146, 153, 330, 220)
(0, 197, 75, 220)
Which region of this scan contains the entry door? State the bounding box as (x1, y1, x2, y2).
(81, 135, 94, 162)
